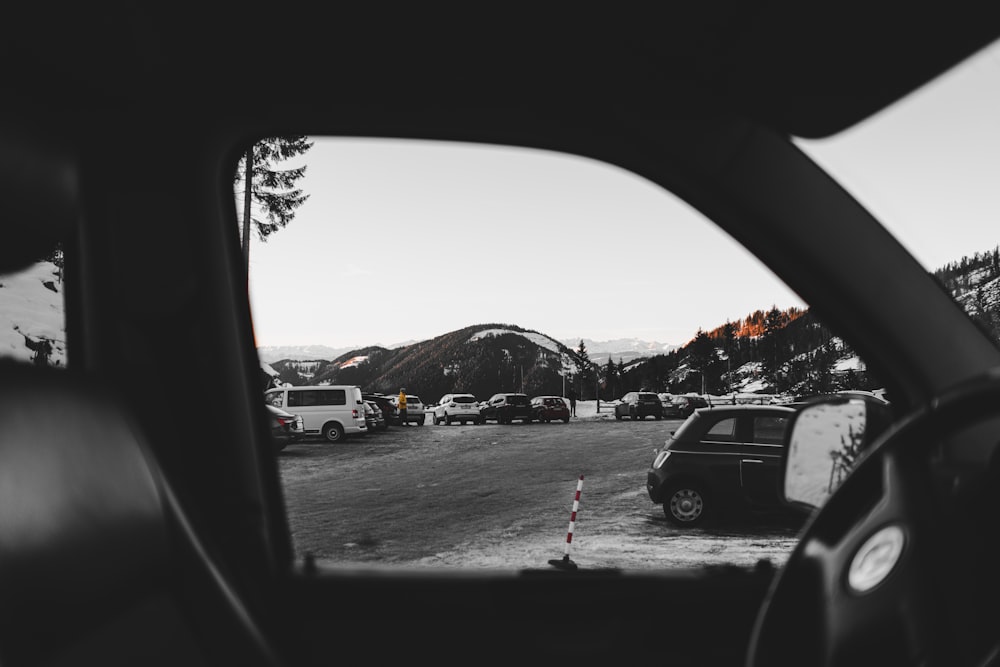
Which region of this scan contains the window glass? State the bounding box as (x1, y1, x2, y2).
(704, 418, 738, 442)
(319, 389, 346, 406)
(0, 254, 66, 368)
(753, 416, 790, 445)
(796, 39, 1000, 337)
(242, 137, 872, 572)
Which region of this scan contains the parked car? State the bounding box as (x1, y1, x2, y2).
(391, 394, 426, 425)
(363, 400, 385, 431)
(614, 391, 664, 420)
(662, 394, 710, 418)
(531, 395, 570, 423)
(266, 404, 304, 451)
(264, 385, 368, 442)
(646, 405, 797, 526)
(362, 392, 398, 426)
(432, 393, 481, 425)
(481, 393, 533, 424)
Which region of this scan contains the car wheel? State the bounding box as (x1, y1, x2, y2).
(445, 414, 452, 425)
(615, 413, 622, 421)
(322, 422, 345, 443)
(418, 416, 425, 426)
(562, 417, 569, 423)
(433, 415, 440, 425)
(664, 483, 708, 526)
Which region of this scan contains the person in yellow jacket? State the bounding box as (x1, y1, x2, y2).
(398, 388, 408, 426)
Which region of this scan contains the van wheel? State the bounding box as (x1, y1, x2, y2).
(322, 423, 345, 443)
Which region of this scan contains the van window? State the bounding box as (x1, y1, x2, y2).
(287, 389, 347, 407)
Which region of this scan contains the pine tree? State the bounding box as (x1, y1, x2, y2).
(234, 136, 313, 276)
(575, 340, 594, 398)
(603, 357, 618, 399)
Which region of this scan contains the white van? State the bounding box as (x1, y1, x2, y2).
(264, 385, 367, 442)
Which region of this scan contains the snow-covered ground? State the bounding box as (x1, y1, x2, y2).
(0, 261, 66, 366)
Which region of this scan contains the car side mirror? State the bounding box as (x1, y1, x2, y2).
(781, 395, 893, 511)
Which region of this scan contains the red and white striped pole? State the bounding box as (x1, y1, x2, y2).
(549, 475, 584, 570)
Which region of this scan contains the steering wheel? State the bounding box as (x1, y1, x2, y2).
(747, 374, 1000, 667)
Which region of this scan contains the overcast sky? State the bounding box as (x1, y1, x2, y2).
(246, 40, 1000, 351)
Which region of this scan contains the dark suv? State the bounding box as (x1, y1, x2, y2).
(614, 391, 664, 420)
(663, 394, 710, 419)
(646, 405, 796, 526)
(481, 393, 533, 424)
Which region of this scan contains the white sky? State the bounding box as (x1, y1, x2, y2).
(246, 39, 1000, 351)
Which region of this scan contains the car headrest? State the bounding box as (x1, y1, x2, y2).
(0, 362, 169, 653)
(0, 362, 281, 666)
(0, 110, 79, 274)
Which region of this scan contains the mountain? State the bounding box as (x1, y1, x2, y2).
(267, 324, 586, 402)
(256, 345, 356, 363)
(257, 339, 422, 363)
(558, 337, 679, 366)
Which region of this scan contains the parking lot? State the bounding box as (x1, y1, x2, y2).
(277, 416, 803, 570)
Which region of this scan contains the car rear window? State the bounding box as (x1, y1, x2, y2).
(453, 396, 476, 404)
(638, 393, 658, 401)
(704, 417, 737, 442)
(509, 395, 529, 405)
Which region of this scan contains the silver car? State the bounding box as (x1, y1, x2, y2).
(432, 393, 481, 425)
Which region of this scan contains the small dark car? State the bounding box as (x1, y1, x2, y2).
(266, 404, 304, 452)
(646, 405, 796, 526)
(531, 395, 570, 423)
(614, 391, 664, 421)
(662, 394, 710, 419)
(481, 393, 533, 424)
(363, 400, 386, 431)
(362, 392, 398, 427)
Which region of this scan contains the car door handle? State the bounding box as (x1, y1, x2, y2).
(741, 459, 764, 464)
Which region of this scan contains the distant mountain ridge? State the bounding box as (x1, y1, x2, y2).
(257, 339, 418, 363)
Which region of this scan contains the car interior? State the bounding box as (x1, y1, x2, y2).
(3, 6, 1000, 666)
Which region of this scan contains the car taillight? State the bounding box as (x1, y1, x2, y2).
(449, 402, 456, 407)
(352, 409, 359, 418)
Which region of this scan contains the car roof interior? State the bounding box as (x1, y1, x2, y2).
(3, 5, 1000, 665)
